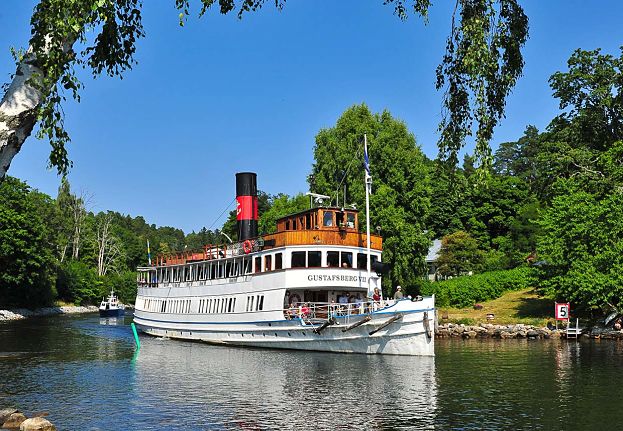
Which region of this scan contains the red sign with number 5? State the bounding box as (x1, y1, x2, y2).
(555, 302, 570, 320)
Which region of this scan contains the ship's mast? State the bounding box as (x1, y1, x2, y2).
(364, 134, 372, 296)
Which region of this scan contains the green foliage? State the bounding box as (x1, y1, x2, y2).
(537, 183, 623, 313)
(101, 271, 137, 304)
(421, 267, 536, 308)
(56, 261, 102, 305)
(436, 0, 529, 171)
(437, 230, 483, 277)
(0, 177, 57, 307)
(309, 104, 431, 292)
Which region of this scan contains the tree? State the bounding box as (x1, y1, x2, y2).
(537, 182, 623, 313)
(0, 0, 528, 179)
(95, 212, 123, 276)
(436, 230, 483, 277)
(310, 104, 431, 291)
(0, 177, 56, 307)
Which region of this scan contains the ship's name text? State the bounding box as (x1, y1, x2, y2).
(307, 274, 367, 283)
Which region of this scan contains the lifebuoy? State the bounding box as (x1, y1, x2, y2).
(243, 240, 252, 254)
(288, 293, 301, 305)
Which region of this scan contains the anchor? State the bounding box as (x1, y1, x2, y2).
(368, 313, 402, 336)
(342, 315, 372, 332)
(423, 311, 433, 338)
(313, 317, 336, 334)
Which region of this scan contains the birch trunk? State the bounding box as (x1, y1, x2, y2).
(0, 49, 44, 179)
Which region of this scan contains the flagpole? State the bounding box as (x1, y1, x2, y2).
(147, 239, 152, 266)
(364, 134, 372, 297)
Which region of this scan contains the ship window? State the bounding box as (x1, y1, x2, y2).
(305, 213, 312, 230)
(246, 296, 250, 312)
(232, 298, 236, 312)
(308, 251, 321, 267)
(265, 255, 272, 272)
(161, 301, 166, 313)
(258, 295, 264, 311)
(186, 266, 192, 281)
(336, 211, 344, 227)
(254, 256, 261, 273)
(210, 263, 216, 279)
(250, 296, 255, 311)
(275, 253, 283, 270)
(292, 219, 297, 230)
(285, 219, 290, 230)
(291, 251, 306, 268)
(228, 298, 233, 313)
(347, 213, 356, 228)
(341, 252, 353, 268)
(323, 211, 333, 227)
(327, 251, 339, 267)
(357, 253, 369, 269)
(243, 258, 252, 274)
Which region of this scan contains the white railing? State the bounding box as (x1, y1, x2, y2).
(283, 300, 396, 322)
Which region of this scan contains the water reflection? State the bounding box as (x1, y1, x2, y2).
(3, 315, 623, 430)
(133, 338, 437, 430)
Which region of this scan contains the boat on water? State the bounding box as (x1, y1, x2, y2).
(99, 290, 125, 317)
(134, 171, 435, 356)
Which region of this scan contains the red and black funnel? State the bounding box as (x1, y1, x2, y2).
(236, 172, 258, 241)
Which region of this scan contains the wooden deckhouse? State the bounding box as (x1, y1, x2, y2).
(151, 207, 382, 268)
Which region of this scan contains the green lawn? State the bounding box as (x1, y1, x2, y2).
(438, 288, 554, 326)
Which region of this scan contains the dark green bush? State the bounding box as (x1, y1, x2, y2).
(56, 261, 102, 305)
(101, 271, 137, 304)
(420, 266, 537, 308)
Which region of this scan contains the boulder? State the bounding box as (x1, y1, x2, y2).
(2, 412, 27, 429)
(527, 330, 539, 338)
(0, 411, 18, 426)
(19, 418, 56, 431)
(466, 331, 477, 338)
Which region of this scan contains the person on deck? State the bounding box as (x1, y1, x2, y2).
(394, 286, 404, 300)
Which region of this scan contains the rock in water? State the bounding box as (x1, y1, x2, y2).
(2, 412, 27, 429)
(0, 410, 18, 426)
(19, 418, 56, 431)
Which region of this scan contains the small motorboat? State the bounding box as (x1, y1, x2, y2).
(99, 290, 125, 318)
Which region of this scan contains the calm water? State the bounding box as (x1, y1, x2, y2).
(1, 314, 622, 430)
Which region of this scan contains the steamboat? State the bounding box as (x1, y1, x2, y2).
(134, 172, 435, 356)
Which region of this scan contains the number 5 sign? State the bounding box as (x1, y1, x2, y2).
(555, 302, 570, 320)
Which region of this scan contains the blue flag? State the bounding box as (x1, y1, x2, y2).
(364, 144, 370, 177)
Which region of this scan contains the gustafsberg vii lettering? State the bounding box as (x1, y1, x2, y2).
(307, 274, 367, 283)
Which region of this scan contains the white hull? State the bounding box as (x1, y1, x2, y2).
(134, 297, 435, 356)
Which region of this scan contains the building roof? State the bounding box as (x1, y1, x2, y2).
(425, 239, 442, 263)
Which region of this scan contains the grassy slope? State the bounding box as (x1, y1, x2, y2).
(439, 288, 554, 326)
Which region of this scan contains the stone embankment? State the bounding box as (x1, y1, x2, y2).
(0, 408, 56, 431)
(0, 305, 98, 322)
(436, 323, 623, 340)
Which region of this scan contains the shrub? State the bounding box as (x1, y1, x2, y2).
(420, 266, 537, 308)
(56, 261, 102, 305)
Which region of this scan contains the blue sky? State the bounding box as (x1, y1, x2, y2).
(2, 1, 623, 233)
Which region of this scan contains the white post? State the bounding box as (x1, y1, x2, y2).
(364, 134, 373, 298)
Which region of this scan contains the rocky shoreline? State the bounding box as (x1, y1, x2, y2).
(0, 305, 98, 321)
(0, 408, 56, 431)
(436, 323, 623, 340)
